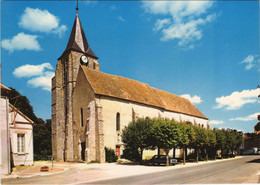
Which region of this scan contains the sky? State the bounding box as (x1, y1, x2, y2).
(1, 1, 259, 133)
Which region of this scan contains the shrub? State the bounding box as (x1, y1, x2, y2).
(105, 147, 118, 163)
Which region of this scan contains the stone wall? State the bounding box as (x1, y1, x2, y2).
(98, 95, 208, 159)
(72, 67, 96, 162)
(52, 50, 99, 162)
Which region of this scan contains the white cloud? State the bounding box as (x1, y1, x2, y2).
(1, 32, 40, 52)
(209, 120, 224, 125)
(153, 18, 171, 32)
(214, 89, 258, 110)
(27, 71, 55, 91)
(118, 16, 126, 22)
(230, 112, 260, 121)
(142, 1, 216, 48)
(13, 63, 54, 92)
(240, 54, 258, 70)
(13, 63, 53, 78)
(180, 94, 202, 104)
(19, 7, 67, 37)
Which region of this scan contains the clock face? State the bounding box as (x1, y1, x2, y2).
(80, 55, 88, 65)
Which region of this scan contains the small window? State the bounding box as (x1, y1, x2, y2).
(116, 112, 120, 131)
(81, 108, 84, 127)
(17, 134, 25, 153)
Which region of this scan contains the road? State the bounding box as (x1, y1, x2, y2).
(2, 156, 259, 184)
(83, 156, 260, 184)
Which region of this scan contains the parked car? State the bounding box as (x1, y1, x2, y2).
(149, 155, 177, 166)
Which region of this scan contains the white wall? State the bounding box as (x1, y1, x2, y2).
(98, 96, 208, 157)
(1, 98, 11, 174)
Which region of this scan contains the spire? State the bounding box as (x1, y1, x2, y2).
(58, 9, 97, 60)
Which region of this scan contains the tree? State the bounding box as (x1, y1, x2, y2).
(7, 88, 38, 123)
(178, 122, 194, 164)
(121, 118, 154, 162)
(33, 119, 52, 160)
(152, 118, 180, 166)
(214, 128, 226, 158)
(192, 125, 207, 162)
(204, 129, 216, 161)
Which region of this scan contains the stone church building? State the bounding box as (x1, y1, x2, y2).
(52, 10, 208, 163)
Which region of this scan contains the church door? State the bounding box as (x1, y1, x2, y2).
(116, 146, 120, 158)
(81, 142, 86, 161)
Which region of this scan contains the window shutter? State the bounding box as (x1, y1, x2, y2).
(12, 133, 17, 153)
(25, 132, 32, 153)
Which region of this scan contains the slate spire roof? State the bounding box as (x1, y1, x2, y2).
(59, 12, 97, 59)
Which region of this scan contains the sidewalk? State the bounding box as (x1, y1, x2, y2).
(1, 156, 243, 182)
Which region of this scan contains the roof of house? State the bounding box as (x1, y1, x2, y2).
(1, 83, 11, 91)
(58, 13, 97, 60)
(9, 103, 34, 124)
(81, 66, 207, 119)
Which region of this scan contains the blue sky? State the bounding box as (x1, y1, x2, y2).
(1, 1, 259, 133)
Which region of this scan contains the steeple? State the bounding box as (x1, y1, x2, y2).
(59, 11, 97, 60)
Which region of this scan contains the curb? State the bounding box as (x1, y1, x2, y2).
(1, 167, 69, 180)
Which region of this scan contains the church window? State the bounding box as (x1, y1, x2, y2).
(116, 112, 120, 131)
(81, 108, 84, 127)
(17, 134, 25, 153)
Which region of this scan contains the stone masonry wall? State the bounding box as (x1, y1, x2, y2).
(72, 66, 96, 162)
(99, 96, 208, 158)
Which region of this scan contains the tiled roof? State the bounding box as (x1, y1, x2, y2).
(81, 66, 207, 119)
(59, 13, 97, 60)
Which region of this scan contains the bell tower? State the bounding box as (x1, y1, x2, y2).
(52, 7, 98, 161)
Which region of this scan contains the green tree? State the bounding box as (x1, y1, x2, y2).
(178, 122, 194, 164)
(7, 88, 38, 123)
(192, 125, 207, 162)
(33, 119, 52, 160)
(152, 118, 180, 166)
(214, 128, 226, 158)
(121, 118, 154, 162)
(204, 129, 216, 161)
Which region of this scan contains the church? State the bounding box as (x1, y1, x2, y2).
(51, 8, 208, 163)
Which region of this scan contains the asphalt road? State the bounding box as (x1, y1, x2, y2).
(83, 156, 260, 184)
(2, 156, 259, 184)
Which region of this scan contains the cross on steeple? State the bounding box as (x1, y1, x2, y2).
(76, 0, 79, 13)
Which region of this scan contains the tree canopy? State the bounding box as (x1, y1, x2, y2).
(122, 117, 243, 166)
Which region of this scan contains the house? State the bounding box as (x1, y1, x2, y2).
(52, 9, 208, 163)
(1, 84, 34, 175)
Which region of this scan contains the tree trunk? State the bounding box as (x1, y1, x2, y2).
(158, 146, 160, 156)
(183, 146, 186, 165)
(140, 148, 143, 164)
(205, 149, 208, 162)
(196, 148, 199, 163)
(165, 150, 169, 167)
(173, 147, 176, 158)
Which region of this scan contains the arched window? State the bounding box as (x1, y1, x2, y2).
(116, 112, 120, 131)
